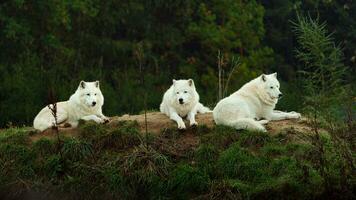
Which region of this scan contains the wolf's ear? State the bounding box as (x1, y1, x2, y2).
(172, 79, 176, 85)
(95, 81, 100, 88)
(272, 72, 277, 78)
(79, 81, 86, 89)
(188, 79, 194, 87)
(261, 74, 267, 82)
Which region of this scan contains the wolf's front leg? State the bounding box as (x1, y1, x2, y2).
(268, 110, 301, 121)
(187, 111, 198, 127)
(81, 115, 105, 123)
(169, 112, 186, 130)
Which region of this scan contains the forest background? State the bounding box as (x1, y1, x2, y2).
(0, 0, 355, 127)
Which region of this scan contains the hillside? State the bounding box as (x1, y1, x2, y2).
(0, 112, 354, 200)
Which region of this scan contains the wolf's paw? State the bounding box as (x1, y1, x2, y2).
(258, 120, 269, 125)
(255, 125, 267, 132)
(190, 121, 198, 127)
(95, 118, 105, 124)
(289, 111, 301, 119)
(260, 127, 267, 132)
(101, 116, 110, 124)
(177, 122, 186, 130)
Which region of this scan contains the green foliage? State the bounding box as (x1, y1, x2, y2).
(0, 0, 273, 127)
(167, 164, 210, 198)
(292, 15, 355, 198)
(44, 154, 63, 179)
(32, 138, 57, 157)
(0, 128, 30, 145)
(238, 130, 271, 148)
(0, 1, 355, 198)
(292, 14, 347, 120)
(200, 125, 239, 149)
(62, 138, 93, 162)
(79, 120, 142, 151)
(217, 144, 268, 182)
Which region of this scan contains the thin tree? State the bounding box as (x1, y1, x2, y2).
(134, 42, 148, 145)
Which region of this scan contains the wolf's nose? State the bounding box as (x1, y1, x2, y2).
(92, 102, 96, 106)
(179, 98, 184, 104)
(278, 93, 283, 98)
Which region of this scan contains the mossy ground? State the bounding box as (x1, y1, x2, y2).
(0, 121, 354, 200)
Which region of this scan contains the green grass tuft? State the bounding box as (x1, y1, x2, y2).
(167, 164, 210, 198)
(238, 130, 271, 148)
(217, 144, 269, 182)
(32, 138, 57, 157)
(0, 128, 30, 145)
(200, 125, 239, 149)
(43, 154, 64, 179)
(62, 138, 93, 162)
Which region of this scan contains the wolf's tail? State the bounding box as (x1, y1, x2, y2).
(196, 102, 212, 114)
(215, 118, 266, 132)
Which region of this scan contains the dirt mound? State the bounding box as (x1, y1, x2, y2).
(111, 112, 310, 134)
(29, 112, 311, 142)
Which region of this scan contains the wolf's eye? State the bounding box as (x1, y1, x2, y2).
(270, 86, 274, 89)
(94, 93, 97, 96)
(184, 91, 188, 93)
(176, 92, 179, 94)
(86, 93, 90, 96)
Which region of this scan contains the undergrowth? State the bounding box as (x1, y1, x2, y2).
(0, 120, 354, 200)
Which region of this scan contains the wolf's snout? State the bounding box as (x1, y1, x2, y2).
(92, 102, 97, 106)
(179, 98, 184, 104)
(278, 93, 283, 98)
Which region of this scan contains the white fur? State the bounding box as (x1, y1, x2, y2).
(213, 73, 301, 132)
(160, 79, 211, 129)
(33, 81, 109, 132)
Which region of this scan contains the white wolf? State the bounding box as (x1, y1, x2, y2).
(33, 81, 109, 132)
(160, 79, 211, 129)
(213, 73, 301, 132)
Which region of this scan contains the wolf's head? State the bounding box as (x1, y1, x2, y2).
(172, 79, 196, 105)
(258, 73, 282, 101)
(77, 81, 104, 108)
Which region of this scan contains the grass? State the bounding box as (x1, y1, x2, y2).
(0, 120, 354, 200)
